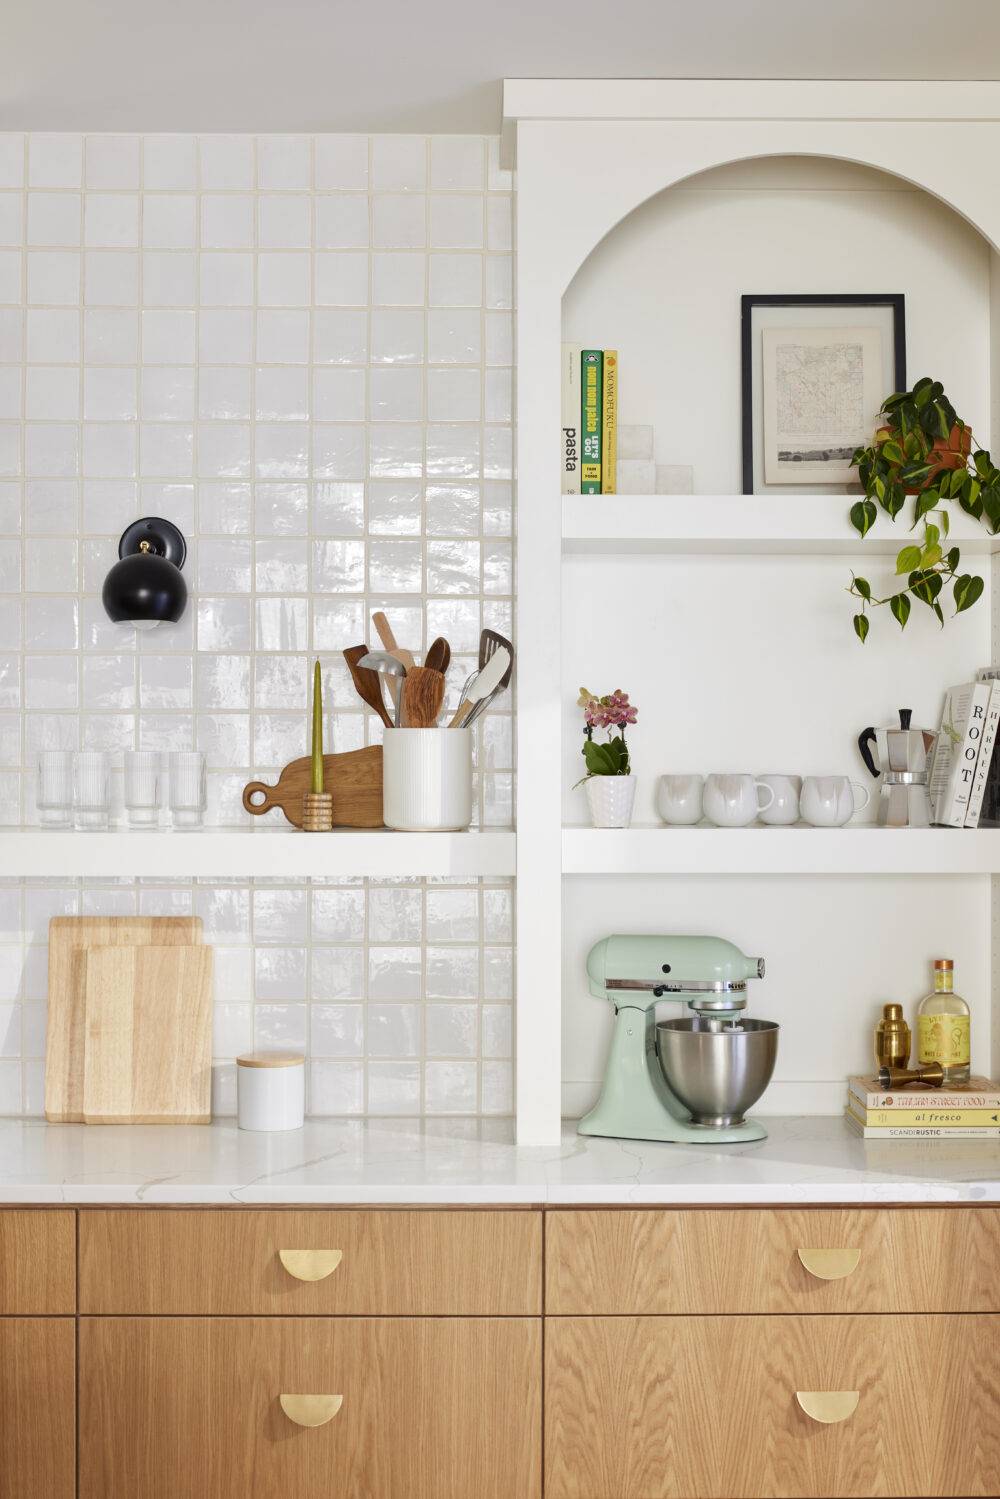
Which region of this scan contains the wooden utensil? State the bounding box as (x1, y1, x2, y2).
(372, 611, 417, 672)
(242, 745, 383, 828)
(401, 667, 446, 728)
(448, 647, 511, 728)
(82, 944, 213, 1124)
(343, 644, 393, 728)
(424, 636, 451, 675)
(45, 916, 203, 1123)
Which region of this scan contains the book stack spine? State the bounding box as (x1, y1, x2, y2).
(581, 350, 603, 494)
(560, 344, 582, 495)
(601, 350, 617, 494)
(846, 1075, 1000, 1137)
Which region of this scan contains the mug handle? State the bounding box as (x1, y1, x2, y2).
(754, 780, 776, 812)
(850, 780, 871, 813)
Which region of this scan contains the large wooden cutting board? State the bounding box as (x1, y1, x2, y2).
(82, 944, 213, 1124)
(45, 916, 203, 1123)
(242, 745, 383, 827)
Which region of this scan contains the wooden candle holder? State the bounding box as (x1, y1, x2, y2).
(301, 791, 334, 832)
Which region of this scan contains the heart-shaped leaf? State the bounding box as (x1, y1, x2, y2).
(850, 500, 877, 538)
(853, 613, 870, 644)
(954, 574, 985, 614)
(889, 593, 911, 630)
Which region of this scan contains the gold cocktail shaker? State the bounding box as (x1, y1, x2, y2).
(874, 1003, 911, 1069)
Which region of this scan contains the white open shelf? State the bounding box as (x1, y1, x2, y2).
(562, 495, 1000, 556)
(562, 825, 1000, 876)
(0, 828, 517, 880)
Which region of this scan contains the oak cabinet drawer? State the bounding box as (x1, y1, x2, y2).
(80, 1316, 541, 1499)
(546, 1313, 1000, 1498)
(546, 1207, 1000, 1314)
(0, 1209, 75, 1314)
(0, 1319, 75, 1499)
(79, 1207, 542, 1315)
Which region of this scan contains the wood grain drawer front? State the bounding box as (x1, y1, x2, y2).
(79, 1208, 541, 1314)
(546, 1207, 1000, 1314)
(546, 1313, 1000, 1499)
(0, 1209, 75, 1314)
(80, 1316, 542, 1499)
(0, 1319, 75, 1499)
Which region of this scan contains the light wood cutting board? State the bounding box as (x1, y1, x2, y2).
(82, 944, 213, 1124)
(45, 916, 203, 1123)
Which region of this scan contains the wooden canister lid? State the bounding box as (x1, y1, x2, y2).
(236, 1051, 305, 1069)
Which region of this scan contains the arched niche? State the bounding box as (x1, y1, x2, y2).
(561, 155, 994, 495)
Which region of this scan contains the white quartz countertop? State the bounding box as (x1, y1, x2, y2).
(1, 1116, 998, 1204)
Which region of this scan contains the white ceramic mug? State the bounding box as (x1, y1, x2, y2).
(703, 773, 775, 828)
(800, 775, 871, 827)
(756, 773, 802, 827)
(382, 727, 473, 831)
(656, 774, 703, 826)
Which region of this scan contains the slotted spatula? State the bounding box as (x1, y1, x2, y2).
(343, 645, 393, 728)
(479, 629, 514, 692)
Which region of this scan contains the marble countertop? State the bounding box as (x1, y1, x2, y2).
(1, 1115, 998, 1204)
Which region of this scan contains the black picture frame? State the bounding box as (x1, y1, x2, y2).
(740, 293, 906, 495)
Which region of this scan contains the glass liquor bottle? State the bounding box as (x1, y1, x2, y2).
(916, 958, 970, 1084)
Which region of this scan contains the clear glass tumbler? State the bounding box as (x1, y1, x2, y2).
(73, 751, 110, 831)
(123, 750, 161, 828)
(37, 751, 73, 828)
(169, 751, 206, 829)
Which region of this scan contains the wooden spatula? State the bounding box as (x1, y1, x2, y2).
(372, 611, 417, 672)
(401, 667, 446, 728)
(424, 636, 451, 675)
(343, 644, 393, 728)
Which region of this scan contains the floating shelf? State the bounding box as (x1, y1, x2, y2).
(0, 828, 517, 880)
(562, 495, 1000, 556)
(562, 825, 1000, 876)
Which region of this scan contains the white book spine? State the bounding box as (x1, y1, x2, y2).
(930, 684, 971, 824)
(561, 344, 582, 495)
(965, 681, 1000, 826)
(945, 681, 992, 827)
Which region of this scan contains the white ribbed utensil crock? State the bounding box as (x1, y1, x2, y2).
(382, 728, 473, 831)
(585, 775, 637, 828)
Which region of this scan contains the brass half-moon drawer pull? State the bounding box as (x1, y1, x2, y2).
(280, 1394, 344, 1428)
(796, 1391, 860, 1424)
(797, 1247, 861, 1281)
(278, 1249, 343, 1282)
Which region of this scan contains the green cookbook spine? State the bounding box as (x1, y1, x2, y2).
(581, 349, 603, 494)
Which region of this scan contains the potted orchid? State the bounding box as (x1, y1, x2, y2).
(575, 688, 639, 828)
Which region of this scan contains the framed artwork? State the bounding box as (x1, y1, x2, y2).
(741, 294, 906, 495)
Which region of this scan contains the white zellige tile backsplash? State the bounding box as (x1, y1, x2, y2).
(0, 132, 515, 1118)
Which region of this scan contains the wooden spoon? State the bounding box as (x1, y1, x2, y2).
(424, 636, 451, 675)
(401, 667, 446, 728)
(343, 644, 392, 728)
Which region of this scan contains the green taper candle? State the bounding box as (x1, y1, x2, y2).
(311, 660, 324, 794)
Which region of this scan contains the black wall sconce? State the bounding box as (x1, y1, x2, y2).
(102, 517, 188, 631)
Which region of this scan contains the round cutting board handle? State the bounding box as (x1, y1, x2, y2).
(243, 780, 274, 816)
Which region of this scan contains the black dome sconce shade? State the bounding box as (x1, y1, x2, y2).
(102, 517, 188, 630)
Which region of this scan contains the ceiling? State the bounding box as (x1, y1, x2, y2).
(4, 0, 1000, 134)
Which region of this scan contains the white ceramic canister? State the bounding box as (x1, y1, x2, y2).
(237, 1052, 305, 1131)
(382, 727, 473, 831)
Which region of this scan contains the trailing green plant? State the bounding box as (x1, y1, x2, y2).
(574, 688, 637, 785)
(848, 377, 998, 642)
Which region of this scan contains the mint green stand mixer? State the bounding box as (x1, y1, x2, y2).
(578, 935, 779, 1144)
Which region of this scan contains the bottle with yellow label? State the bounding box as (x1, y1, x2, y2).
(916, 958, 970, 1084)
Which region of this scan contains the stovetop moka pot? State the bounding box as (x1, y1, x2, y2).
(858, 708, 937, 827)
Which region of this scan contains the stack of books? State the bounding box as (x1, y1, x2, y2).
(930, 667, 1000, 827)
(846, 1074, 1000, 1137)
(561, 345, 617, 495)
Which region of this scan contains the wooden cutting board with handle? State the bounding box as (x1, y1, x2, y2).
(82, 944, 213, 1124)
(242, 745, 383, 827)
(45, 916, 203, 1123)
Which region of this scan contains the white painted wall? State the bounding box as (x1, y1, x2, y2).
(560, 157, 994, 1115)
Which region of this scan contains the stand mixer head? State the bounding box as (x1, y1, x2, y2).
(577, 934, 778, 1145)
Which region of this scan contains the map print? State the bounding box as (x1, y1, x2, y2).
(774, 340, 864, 466)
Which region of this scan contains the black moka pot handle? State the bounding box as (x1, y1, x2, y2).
(858, 727, 879, 778)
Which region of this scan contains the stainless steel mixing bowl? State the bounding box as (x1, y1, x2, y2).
(655, 1017, 779, 1127)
